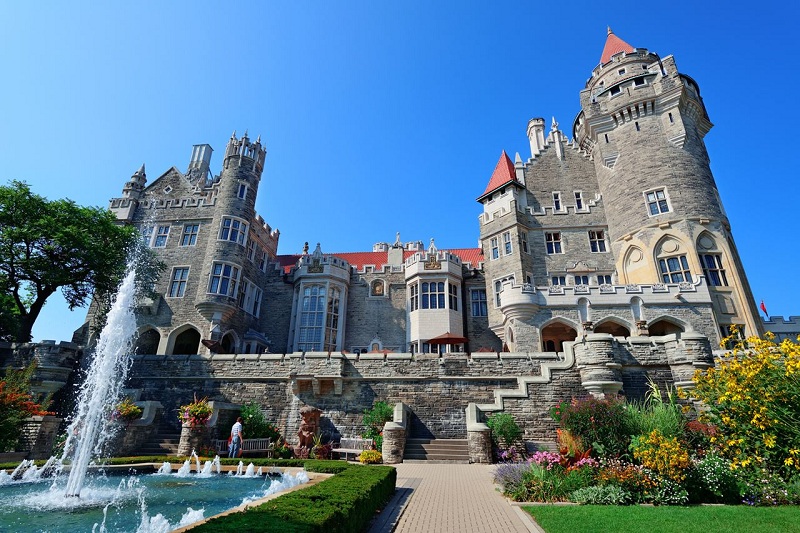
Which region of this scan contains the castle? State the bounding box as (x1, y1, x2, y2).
(71, 30, 763, 456)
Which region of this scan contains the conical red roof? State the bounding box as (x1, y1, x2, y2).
(600, 27, 634, 65)
(478, 151, 518, 200)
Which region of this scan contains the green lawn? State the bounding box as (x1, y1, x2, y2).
(525, 505, 800, 533)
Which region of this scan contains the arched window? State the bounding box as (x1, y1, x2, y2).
(220, 333, 236, 354)
(135, 329, 160, 355)
(648, 319, 684, 337)
(594, 321, 631, 337)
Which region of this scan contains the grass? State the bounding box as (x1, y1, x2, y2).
(525, 505, 800, 533)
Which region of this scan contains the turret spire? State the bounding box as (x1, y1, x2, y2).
(600, 27, 635, 65)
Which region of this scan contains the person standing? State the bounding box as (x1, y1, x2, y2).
(229, 416, 243, 458)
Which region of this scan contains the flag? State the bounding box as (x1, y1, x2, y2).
(760, 300, 768, 317)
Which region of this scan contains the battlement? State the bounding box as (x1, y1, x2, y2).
(223, 131, 266, 177)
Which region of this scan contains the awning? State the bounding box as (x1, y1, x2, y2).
(427, 332, 468, 345)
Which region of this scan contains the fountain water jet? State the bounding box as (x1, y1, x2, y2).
(62, 268, 139, 497)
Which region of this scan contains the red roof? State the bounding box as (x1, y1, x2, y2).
(275, 247, 484, 273)
(478, 151, 518, 200)
(600, 28, 635, 65)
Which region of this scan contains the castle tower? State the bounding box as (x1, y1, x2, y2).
(573, 29, 762, 338)
(194, 131, 268, 325)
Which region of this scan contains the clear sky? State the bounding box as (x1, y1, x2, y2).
(1, 1, 796, 342)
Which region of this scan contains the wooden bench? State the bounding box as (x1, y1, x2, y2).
(211, 437, 272, 457)
(331, 438, 374, 461)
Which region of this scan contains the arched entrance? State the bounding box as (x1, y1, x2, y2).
(541, 322, 578, 352)
(172, 328, 201, 355)
(648, 319, 684, 337)
(220, 333, 237, 354)
(135, 328, 160, 355)
(594, 321, 631, 337)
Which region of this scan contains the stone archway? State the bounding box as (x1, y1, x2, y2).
(594, 320, 631, 337)
(541, 322, 578, 352)
(172, 328, 201, 355)
(220, 333, 237, 354)
(135, 328, 160, 355)
(648, 319, 684, 337)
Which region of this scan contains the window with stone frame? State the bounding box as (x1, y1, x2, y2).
(448, 283, 459, 311)
(219, 216, 248, 245)
(551, 276, 566, 286)
(597, 274, 612, 285)
(520, 231, 529, 254)
(658, 255, 693, 283)
(503, 231, 512, 255)
(247, 238, 257, 261)
(153, 225, 170, 247)
(259, 250, 268, 272)
(470, 289, 487, 317)
(589, 230, 607, 253)
(239, 279, 262, 317)
(324, 287, 341, 351)
(237, 183, 248, 200)
(180, 224, 199, 246)
(699, 254, 728, 287)
(575, 191, 584, 210)
(545, 232, 563, 254)
(207, 262, 240, 296)
(490, 237, 499, 259)
(410, 283, 419, 311)
(574, 275, 589, 286)
(645, 188, 671, 216)
(422, 281, 445, 309)
(553, 192, 562, 211)
(493, 275, 514, 307)
(168, 267, 189, 298)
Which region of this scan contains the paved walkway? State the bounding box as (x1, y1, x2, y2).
(368, 463, 543, 533)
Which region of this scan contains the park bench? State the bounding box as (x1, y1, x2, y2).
(331, 437, 374, 461)
(211, 437, 272, 457)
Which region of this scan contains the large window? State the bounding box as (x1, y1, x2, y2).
(700, 254, 728, 287)
(181, 224, 199, 246)
(493, 275, 514, 307)
(410, 283, 419, 311)
(298, 285, 326, 352)
(448, 283, 459, 311)
(422, 281, 445, 309)
(247, 239, 257, 261)
(545, 232, 562, 254)
(168, 267, 189, 298)
(324, 288, 341, 351)
(239, 279, 262, 317)
(645, 188, 670, 216)
(659, 255, 692, 283)
(208, 262, 240, 296)
(470, 289, 487, 317)
(219, 216, 247, 245)
(589, 230, 607, 253)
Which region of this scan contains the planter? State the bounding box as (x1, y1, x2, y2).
(177, 423, 210, 456)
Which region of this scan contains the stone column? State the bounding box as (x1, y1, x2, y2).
(177, 423, 210, 456)
(668, 332, 714, 391)
(382, 422, 406, 464)
(465, 403, 492, 463)
(574, 333, 623, 397)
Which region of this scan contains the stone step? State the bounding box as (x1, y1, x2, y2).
(403, 438, 470, 462)
(402, 458, 470, 464)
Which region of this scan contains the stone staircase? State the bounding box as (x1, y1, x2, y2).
(403, 438, 470, 463)
(137, 420, 181, 456)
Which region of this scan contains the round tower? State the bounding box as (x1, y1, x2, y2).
(195, 131, 267, 325)
(573, 29, 762, 339)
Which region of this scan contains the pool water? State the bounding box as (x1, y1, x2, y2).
(0, 468, 307, 532)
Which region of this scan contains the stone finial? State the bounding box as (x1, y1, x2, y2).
(394, 231, 402, 246)
(607, 26, 613, 35)
(551, 116, 559, 132)
(514, 152, 522, 164)
(302, 241, 309, 254)
(428, 238, 437, 254)
(231, 130, 237, 139)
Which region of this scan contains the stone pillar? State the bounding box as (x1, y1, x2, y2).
(382, 422, 406, 464)
(574, 333, 623, 397)
(668, 332, 714, 391)
(177, 423, 210, 456)
(465, 403, 492, 463)
(19, 415, 62, 460)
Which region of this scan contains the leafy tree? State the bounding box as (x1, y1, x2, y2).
(0, 362, 52, 451)
(0, 180, 160, 342)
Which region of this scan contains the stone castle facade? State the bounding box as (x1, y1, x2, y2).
(69, 30, 764, 453)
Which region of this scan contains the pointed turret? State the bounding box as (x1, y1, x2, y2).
(600, 27, 635, 65)
(477, 151, 520, 201)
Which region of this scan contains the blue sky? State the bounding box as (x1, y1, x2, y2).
(1, 2, 796, 342)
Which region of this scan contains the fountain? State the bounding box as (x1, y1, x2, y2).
(0, 260, 309, 531)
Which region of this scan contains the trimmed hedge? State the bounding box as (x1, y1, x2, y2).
(192, 464, 397, 532)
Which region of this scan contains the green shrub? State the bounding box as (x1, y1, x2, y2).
(486, 412, 523, 449)
(361, 401, 393, 450)
(240, 402, 281, 441)
(624, 383, 685, 440)
(0, 362, 52, 451)
(570, 484, 632, 505)
(648, 476, 689, 505)
(551, 396, 629, 458)
(192, 464, 396, 532)
(685, 453, 738, 504)
(512, 463, 594, 502)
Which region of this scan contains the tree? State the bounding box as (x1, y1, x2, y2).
(0, 180, 150, 342)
